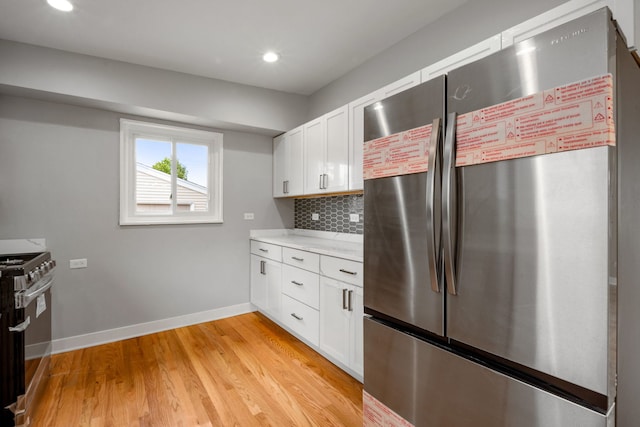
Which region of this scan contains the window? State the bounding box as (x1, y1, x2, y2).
(120, 119, 223, 225)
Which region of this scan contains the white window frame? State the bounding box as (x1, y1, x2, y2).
(120, 119, 223, 225)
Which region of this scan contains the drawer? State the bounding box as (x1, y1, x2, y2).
(282, 294, 319, 346)
(250, 240, 282, 262)
(282, 247, 319, 273)
(320, 255, 363, 287)
(282, 264, 320, 309)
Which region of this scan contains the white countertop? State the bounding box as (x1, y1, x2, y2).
(0, 238, 47, 255)
(250, 229, 363, 262)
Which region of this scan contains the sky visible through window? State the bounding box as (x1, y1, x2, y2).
(136, 138, 208, 187)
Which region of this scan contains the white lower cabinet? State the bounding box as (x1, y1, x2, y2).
(282, 294, 320, 346)
(319, 277, 364, 377)
(250, 254, 282, 321)
(250, 239, 362, 380)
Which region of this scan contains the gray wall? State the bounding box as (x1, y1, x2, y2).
(308, 0, 568, 118)
(0, 40, 308, 135)
(0, 95, 293, 340)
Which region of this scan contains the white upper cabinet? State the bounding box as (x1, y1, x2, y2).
(348, 91, 380, 191)
(380, 71, 421, 98)
(347, 72, 420, 191)
(610, 0, 636, 50)
(273, 125, 304, 198)
(303, 105, 349, 195)
(502, 0, 607, 47)
(421, 35, 502, 82)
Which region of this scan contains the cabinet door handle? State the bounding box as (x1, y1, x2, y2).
(342, 288, 348, 309)
(260, 260, 266, 275)
(319, 174, 324, 189)
(339, 269, 357, 275)
(291, 280, 304, 286)
(291, 256, 304, 262)
(291, 313, 303, 321)
(285, 180, 289, 194)
(348, 290, 353, 312)
(323, 174, 328, 189)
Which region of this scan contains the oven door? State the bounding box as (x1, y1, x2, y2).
(8, 278, 53, 427)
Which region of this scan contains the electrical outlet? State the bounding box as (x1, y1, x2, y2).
(311, 213, 320, 221)
(349, 213, 360, 223)
(243, 213, 254, 220)
(69, 258, 87, 269)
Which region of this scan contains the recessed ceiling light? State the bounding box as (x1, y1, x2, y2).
(47, 0, 74, 12)
(263, 52, 279, 63)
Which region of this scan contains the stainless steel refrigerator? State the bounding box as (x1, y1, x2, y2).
(363, 8, 640, 426)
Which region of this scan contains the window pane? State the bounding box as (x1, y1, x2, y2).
(135, 138, 172, 213)
(175, 142, 209, 212)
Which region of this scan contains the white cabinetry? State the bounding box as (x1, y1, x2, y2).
(280, 247, 321, 346)
(319, 255, 364, 377)
(304, 105, 349, 194)
(273, 126, 303, 197)
(421, 35, 502, 82)
(250, 237, 363, 381)
(250, 241, 283, 321)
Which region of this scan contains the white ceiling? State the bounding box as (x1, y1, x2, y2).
(0, 0, 467, 95)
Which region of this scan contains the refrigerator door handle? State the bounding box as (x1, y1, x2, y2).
(443, 112, 458, 296)
(426, 117, 442, 293)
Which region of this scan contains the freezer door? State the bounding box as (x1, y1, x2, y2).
(444, 9, 616, 397)
(364, 318, 612, 427)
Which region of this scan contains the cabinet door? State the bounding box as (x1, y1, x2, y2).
(324, 105, 349, 193)
(250, 254, 268, 310)
(287, 126, 304, 196)
(348, 92, 379, 191)
(319, 277, 352, 366)
(273, 134, 287, 197)
(303, 117, 325, 194)
(349, 285, 364, 377)
(381, 71, 421, 98)
(421, 35, 502, 82)
(265, 260, 282, 321)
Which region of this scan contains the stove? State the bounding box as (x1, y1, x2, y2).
(0, 251, 55, 427)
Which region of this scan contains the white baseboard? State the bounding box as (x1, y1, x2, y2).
(52, 303, 256, 354)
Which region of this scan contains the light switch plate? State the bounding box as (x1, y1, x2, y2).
(311, 213, 320, 221)
(243, 213, 254, 220)
(349, 213, 360, 222)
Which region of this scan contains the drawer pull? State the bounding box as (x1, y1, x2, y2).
(339, 268, 357, 275)
(291, 256, 304, 262)
(259, 248, 269, 253)
(291, 313, 303, 321)
(291, 280, 304, 286)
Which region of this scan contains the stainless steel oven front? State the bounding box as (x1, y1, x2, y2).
(1, 252, 55, 427)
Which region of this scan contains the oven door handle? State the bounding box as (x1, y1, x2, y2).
(19, 278, 53, 309)
(9, 316, 30, 333)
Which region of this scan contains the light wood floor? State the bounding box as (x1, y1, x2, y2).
(32, 312, 363, 426)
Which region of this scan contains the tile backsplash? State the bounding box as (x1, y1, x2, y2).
(294, 194, 363, 234)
